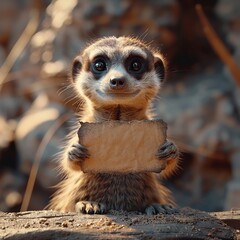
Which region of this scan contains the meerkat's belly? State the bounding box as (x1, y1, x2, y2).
(76, 173, 160, 211)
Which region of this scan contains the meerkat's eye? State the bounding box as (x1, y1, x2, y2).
(130, 61, 142, 72)
(91, 58, 107, 73)
(126, 56, 147, 78)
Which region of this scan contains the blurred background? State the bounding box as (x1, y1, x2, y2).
(0, 0, 239, 212)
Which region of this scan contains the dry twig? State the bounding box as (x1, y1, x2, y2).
(0, 10, 39, 91)
(195, 4, 240, 86)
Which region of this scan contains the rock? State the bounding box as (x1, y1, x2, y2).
(0, 171, 24, 212)
(15, 93, 69, 189)
(0, 208, 237, 239)
(0, 95, 27, 119)
(0, 46, 5, 66)
(225, 180, 240, 210)
(215, 0, 240, 21)
(0, 117, 14, 149)
(0, 117, 18, 176)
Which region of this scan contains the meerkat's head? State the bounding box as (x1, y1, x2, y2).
(71, 36, 166, 109)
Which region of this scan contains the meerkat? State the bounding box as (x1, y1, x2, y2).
(49, 36, 179, 215)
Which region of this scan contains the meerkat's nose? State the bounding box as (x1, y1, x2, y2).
(109, 77, 126, 89)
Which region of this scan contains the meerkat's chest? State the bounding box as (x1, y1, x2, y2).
(78, 173, 156, 211)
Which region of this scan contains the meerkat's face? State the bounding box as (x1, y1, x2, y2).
(71, 37, 165, 108)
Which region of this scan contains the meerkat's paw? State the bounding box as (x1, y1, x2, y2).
(68, 143, 89, 162)
(145, 204, 177, 215)
(75, 201, 106, 214)
(156, 140, 179, 162)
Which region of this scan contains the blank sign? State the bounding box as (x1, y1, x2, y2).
(78, 120, 167, 173)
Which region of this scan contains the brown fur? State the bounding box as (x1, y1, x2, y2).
(48, 36, 178, 213)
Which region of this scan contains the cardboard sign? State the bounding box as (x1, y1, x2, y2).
(78, 120, 167, 173)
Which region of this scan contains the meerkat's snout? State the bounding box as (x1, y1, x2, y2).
(106, 65, 130, 92)
(109, 76, 126, 90)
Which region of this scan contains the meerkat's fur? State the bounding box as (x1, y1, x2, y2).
(49, 36, 179, 214)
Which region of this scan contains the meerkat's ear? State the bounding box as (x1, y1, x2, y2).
(72, 56, 82, 82)
(154, 55, 165, 82)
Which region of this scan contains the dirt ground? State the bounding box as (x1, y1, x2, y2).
(0, 208, 238, 239)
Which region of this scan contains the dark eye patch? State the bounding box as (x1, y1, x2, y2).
(125, 55, 148, 80)
(90, 55, 110, 79)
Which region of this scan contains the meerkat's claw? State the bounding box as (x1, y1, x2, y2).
(68, 143, 89, 162)
(156, 140, 178, 161)
(145, 204, 177, 215)
(75, 201, 106, 214)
